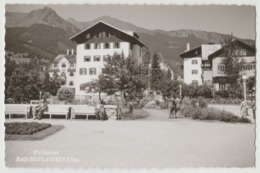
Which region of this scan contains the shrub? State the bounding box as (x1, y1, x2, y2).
(57, 87, 75, 104)
(160, 102, 168, 109)
(190, 99, 197, 107)
(181, 106, 251, 123)
(6, 98, 15, 104)
(215, 90, 229, 98)
(198, 98, 208, 108)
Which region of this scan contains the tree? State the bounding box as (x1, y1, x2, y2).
(57, 87, 75, 104)
(150, 52, 163, 90)
(41, 72, 60, 96)
(91, 54, 146, 112)
(221, 36, 244, 98)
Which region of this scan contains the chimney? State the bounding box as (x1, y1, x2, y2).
(186, 43, 190, 52)
(67, 49, 69, 55)
(71, 49, 74, 55)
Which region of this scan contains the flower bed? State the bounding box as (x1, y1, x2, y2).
(5, 122, 51, 135)
(181, 106, 251, 123)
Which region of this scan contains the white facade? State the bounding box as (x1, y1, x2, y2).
(48, 54, 76, 89)
(70, 22, 146, 97)
(183, 57, 202, 85)
(75, 42, 131, 95)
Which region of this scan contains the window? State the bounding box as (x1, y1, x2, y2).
(85, 43, 90, 49)
(242, 63, 255, 70)
(79, 68, 87, 75)
(70, 63, 74, 67)
(98, 32, 102, 38)
(86, 33, 91, 39)
(130, 44, 133, 50)
(80, 85, 86, 91)
(192, 70, 198, 74)
(218, 64, 225, 71)
(84, 56, 91, 62)
(54, 64, 58, 68)
(192, 80, 198, 85)
(94, 55, 101, 62)
(103, 55, 110, 62)
(192, 60, 198, 64)
(69, 81, 73, 86)
(62, 63, 66, 68)
(219, 84, 226, 91)
(69, 72, 74, 76)
(89, 68, 97, 75)
(231, 49, 247, 56)
(104, 43, 110, 49)
(94, 43, 101, 49)
(114, 42, 120, 49)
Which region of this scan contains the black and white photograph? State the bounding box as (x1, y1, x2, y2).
(1, 0, 259, 171)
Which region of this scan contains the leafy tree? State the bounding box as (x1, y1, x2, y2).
(57, 87, 75, 104)
(90, 54, 146, 112)
(221, 36, 244, 98)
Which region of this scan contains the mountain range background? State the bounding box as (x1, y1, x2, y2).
(5, 7, 255, 76)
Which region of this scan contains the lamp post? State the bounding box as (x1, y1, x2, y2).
(242, 75, 247, 101)
(179, 85, 182, 99)
(39, 91, 42, 101)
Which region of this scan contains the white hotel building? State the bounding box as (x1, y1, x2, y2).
(49, 22, 146, 97)
(180, 40, 256, 91)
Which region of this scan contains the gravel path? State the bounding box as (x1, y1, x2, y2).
(5, 109, 255, 168)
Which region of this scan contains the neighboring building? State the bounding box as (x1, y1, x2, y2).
(180, 40, 256, 91)
(208, 40, 256, 91)
(48, 50, 76, 88)
(70, 21, 146, 96)
(180, 43, 221, 85)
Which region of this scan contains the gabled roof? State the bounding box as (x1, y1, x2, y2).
(70, 21, 146, 47)
(179, 42, 218, 58)
(180, 46, 202, 58)
(53, 54, 76, 64)
(208, 39, 256, 60)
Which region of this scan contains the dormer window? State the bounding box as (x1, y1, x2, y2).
(62, 63, 66, 68)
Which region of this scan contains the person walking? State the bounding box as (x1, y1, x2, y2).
(175, 97, 182, 118)
(240, 99, 249, 118)
(250, 97, 256, 122)
(166, 96, 176, 119)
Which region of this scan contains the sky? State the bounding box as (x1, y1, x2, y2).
(5, 4, 256, 39)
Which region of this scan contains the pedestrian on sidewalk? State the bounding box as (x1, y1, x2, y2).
(175, 96, 182, 118)
(166, 96, 176, 119)
(240, 100, 249, 118)
(250, 96, 256, 122)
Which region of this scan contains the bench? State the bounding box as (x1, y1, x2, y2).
(5, 104, 30, 119)
(70, 105, 96, 120)
(33, 105, 70, 119)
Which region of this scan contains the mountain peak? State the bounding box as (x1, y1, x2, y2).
(29, 6, 57, 16)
